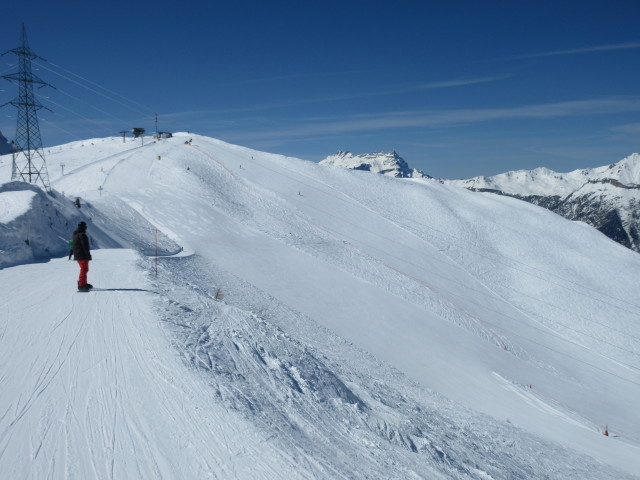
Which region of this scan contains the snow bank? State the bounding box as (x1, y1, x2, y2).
(0, 189, 35, 223)
(0, 181, 97, 268)
(0, 182, 180, 269)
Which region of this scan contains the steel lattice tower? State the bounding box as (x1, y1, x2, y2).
(2, 23, 52, 191)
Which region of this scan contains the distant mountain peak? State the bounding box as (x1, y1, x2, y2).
(320, 150, 431, 179)
(604, 153, 640, 185)
(442, 153, 640, 253)
(0, 130, 12, 155)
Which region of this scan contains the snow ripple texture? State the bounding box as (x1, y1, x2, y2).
(152, 254, 629, 480)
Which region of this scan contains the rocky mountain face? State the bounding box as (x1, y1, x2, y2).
(320, 151, 430, 179)
(0, 130, 12, 155)
(443, 154, 640, 253)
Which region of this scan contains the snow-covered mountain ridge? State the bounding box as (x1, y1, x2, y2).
(1, 134, 640, 479)
(321, 150, 639, 253)
(0, 130, 12, 155)
(321, 150, 430, 178)
(442, 153, 640, 253)
(444, 153, 640, 196)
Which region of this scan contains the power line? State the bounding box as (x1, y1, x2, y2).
(43, 59, 154, 114)
(39, 111, 103, 140)
(50, 86, 133, 125)
(34, 93, 109, 136)
(33, 60, 153, 118)
(1, 23, 52, 191)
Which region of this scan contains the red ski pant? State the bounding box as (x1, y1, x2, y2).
(77, 260, 90, 286)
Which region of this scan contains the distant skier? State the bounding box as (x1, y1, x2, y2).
(68, 239, 73, 260)
(72, 221, 93, 291)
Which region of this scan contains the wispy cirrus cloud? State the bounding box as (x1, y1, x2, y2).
(418, 75, 511, 89)
(505, 42, 640, 60)
(218, 97, 640, 142)
(161, 76, 510, 119)
(217, 69, 369, 87)
(609, 122, 640, 134)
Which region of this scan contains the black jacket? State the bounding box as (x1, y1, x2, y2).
(72, 229, 92, 261)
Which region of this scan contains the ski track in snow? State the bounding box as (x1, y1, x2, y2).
(0, 252, 313, 479)
(150, 252, 631, 480)
(1, 134, 640, 479)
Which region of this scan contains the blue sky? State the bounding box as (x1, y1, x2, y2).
(2, 0, 640, 178)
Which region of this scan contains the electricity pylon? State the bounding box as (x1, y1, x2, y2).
(2, 23, 52, 191)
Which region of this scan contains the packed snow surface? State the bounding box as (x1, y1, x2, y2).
(1, 134, 639, 479)
(0, 189, 35, 223)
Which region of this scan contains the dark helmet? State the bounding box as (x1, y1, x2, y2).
(78, 221, 87, 231)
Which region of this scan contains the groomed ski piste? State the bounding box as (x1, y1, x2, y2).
(1, 133, 639, 479)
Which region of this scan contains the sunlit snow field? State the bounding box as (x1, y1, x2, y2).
(1, 134, 639, 479)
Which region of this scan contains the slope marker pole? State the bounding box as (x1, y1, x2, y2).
(155, 228, 158, 276)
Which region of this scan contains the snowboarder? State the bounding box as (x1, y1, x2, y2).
(72, 221, 93, 291)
